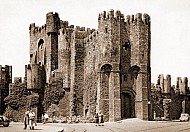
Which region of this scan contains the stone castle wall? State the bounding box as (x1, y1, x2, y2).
(0, 65, 12, 114)
(26, 10, 151, 121)
(153, 74, 190, 120)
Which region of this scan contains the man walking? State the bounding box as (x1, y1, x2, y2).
(23, 110, 29, 129)
(28, 109, 35, 130)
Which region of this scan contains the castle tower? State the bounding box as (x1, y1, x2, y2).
(97, 10, 123, 121)
(69, 26, 87, 116)
(58, 23, 72, 88)
(0, 65, 12, 114)
(129, 13, 151, 120)
(163, 75, 171, 93)
(29, 12, 60, 84)
(45, 12, 60, 82)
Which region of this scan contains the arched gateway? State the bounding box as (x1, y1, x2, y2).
(121, 90, 135, 119)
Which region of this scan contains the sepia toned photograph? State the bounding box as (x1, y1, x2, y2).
(0, 0, 190, 131)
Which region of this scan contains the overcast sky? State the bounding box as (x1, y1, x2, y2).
(0, 0, 190, 85)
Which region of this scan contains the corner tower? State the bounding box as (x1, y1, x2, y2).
(97, 10, 124, 121)
(129, 13, 151, 120)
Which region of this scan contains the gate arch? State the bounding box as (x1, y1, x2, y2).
(121, 90, 135, 119)
(99, 64, 112, 121)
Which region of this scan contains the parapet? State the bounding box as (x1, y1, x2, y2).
(46, 12, 59, 17)
(98, 9, 124, 21)
(60, 20, 69, 28)
(29, 23, 46, 35)
(126, 13, 150, 25)
(98, 9, 150, 25)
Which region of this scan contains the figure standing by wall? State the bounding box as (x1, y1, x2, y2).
(23, 109, 29, 129)
(43, 112, 49, 124)
(94, 113, 99, 126)
(28, 109, 35, 130)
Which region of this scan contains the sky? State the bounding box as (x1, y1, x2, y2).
(0, 0, 190, 85)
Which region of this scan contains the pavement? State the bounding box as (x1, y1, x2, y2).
(1, 118, 190, 132)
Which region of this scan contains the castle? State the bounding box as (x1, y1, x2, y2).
(25, 10, 151, 121)
(151, 74, 190, 120)
(0, 65, 12, 115)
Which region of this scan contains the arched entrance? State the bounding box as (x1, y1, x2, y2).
(121, 91, 135, 119)
(99, 64, 112, 121)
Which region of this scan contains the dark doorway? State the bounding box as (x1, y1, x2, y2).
(121, 92, 134, 119)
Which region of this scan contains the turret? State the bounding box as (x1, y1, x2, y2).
(46, 12, 60, 34)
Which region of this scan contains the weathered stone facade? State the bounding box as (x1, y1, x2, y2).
(0, 65, 12, 114)
(27, 10, 151, 121)
(151, 74, 190, 120)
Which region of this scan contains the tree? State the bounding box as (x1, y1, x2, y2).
(43, 78, 65, 111)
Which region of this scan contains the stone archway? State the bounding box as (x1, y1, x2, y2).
(99, 64, 112, 121)
(121, 91, 135, 119)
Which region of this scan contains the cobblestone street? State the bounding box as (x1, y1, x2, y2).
(1, 118, 190, 132)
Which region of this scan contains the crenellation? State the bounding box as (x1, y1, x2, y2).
(126, 15, 130, 25)
(152, 75, 190, 120)
(98, 11, 106, 20)
(108, 9, 114, 19)
(29, 23, 35, 30)
(130, 15, 134, 23)
(46, 11, 59, 17)
(80, 27, 85, 31)
(135, 13, 142, 22)
(69, 25, 74, 28)
(143, 13, 150, 24)
(75, 26, 80, 31)
(115, 10, 121, 18)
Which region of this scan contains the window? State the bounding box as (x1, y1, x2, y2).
(105, 28, 108, 33)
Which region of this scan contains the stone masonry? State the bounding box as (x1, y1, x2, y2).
(152, 74, 190, 120)
(0, 65, 12, 114)
(27, 10, 151, 121)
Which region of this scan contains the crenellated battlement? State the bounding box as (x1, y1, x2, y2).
(126, 13, 150, 25)
(60, 20, 69, 28)
(98, 9, 150, 25)
(98, 9, 124, 21)
(46, 11, 59, 17)
(70, 25, 96, 40)
(156, 74, 189, 95)
(29, 23, 47, 34)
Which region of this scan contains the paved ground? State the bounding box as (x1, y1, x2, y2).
(1, 118, 190, 132)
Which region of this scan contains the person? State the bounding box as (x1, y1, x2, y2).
(53, 115, 56, 123)
(43, 112, 49, 124)
(41, 114, 44, 123)
(94, 113, 99, 126)
(23, 110, 29, 129)
(28, 109, 35, 130)
(99, 111, 104, 126)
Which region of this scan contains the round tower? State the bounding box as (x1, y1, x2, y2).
(129, 13, 151, 120)
(46, 12, 60, 34)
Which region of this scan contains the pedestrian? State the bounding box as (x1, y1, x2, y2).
(99, 111, 104, 126)
(28, 109, 35, 130)
(23, 109, 29, 129)
(53, 115, 56, 123)
(43, 112, 49, 124)
(41, 114, 44, 123)
(95, 113, 99, 126)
